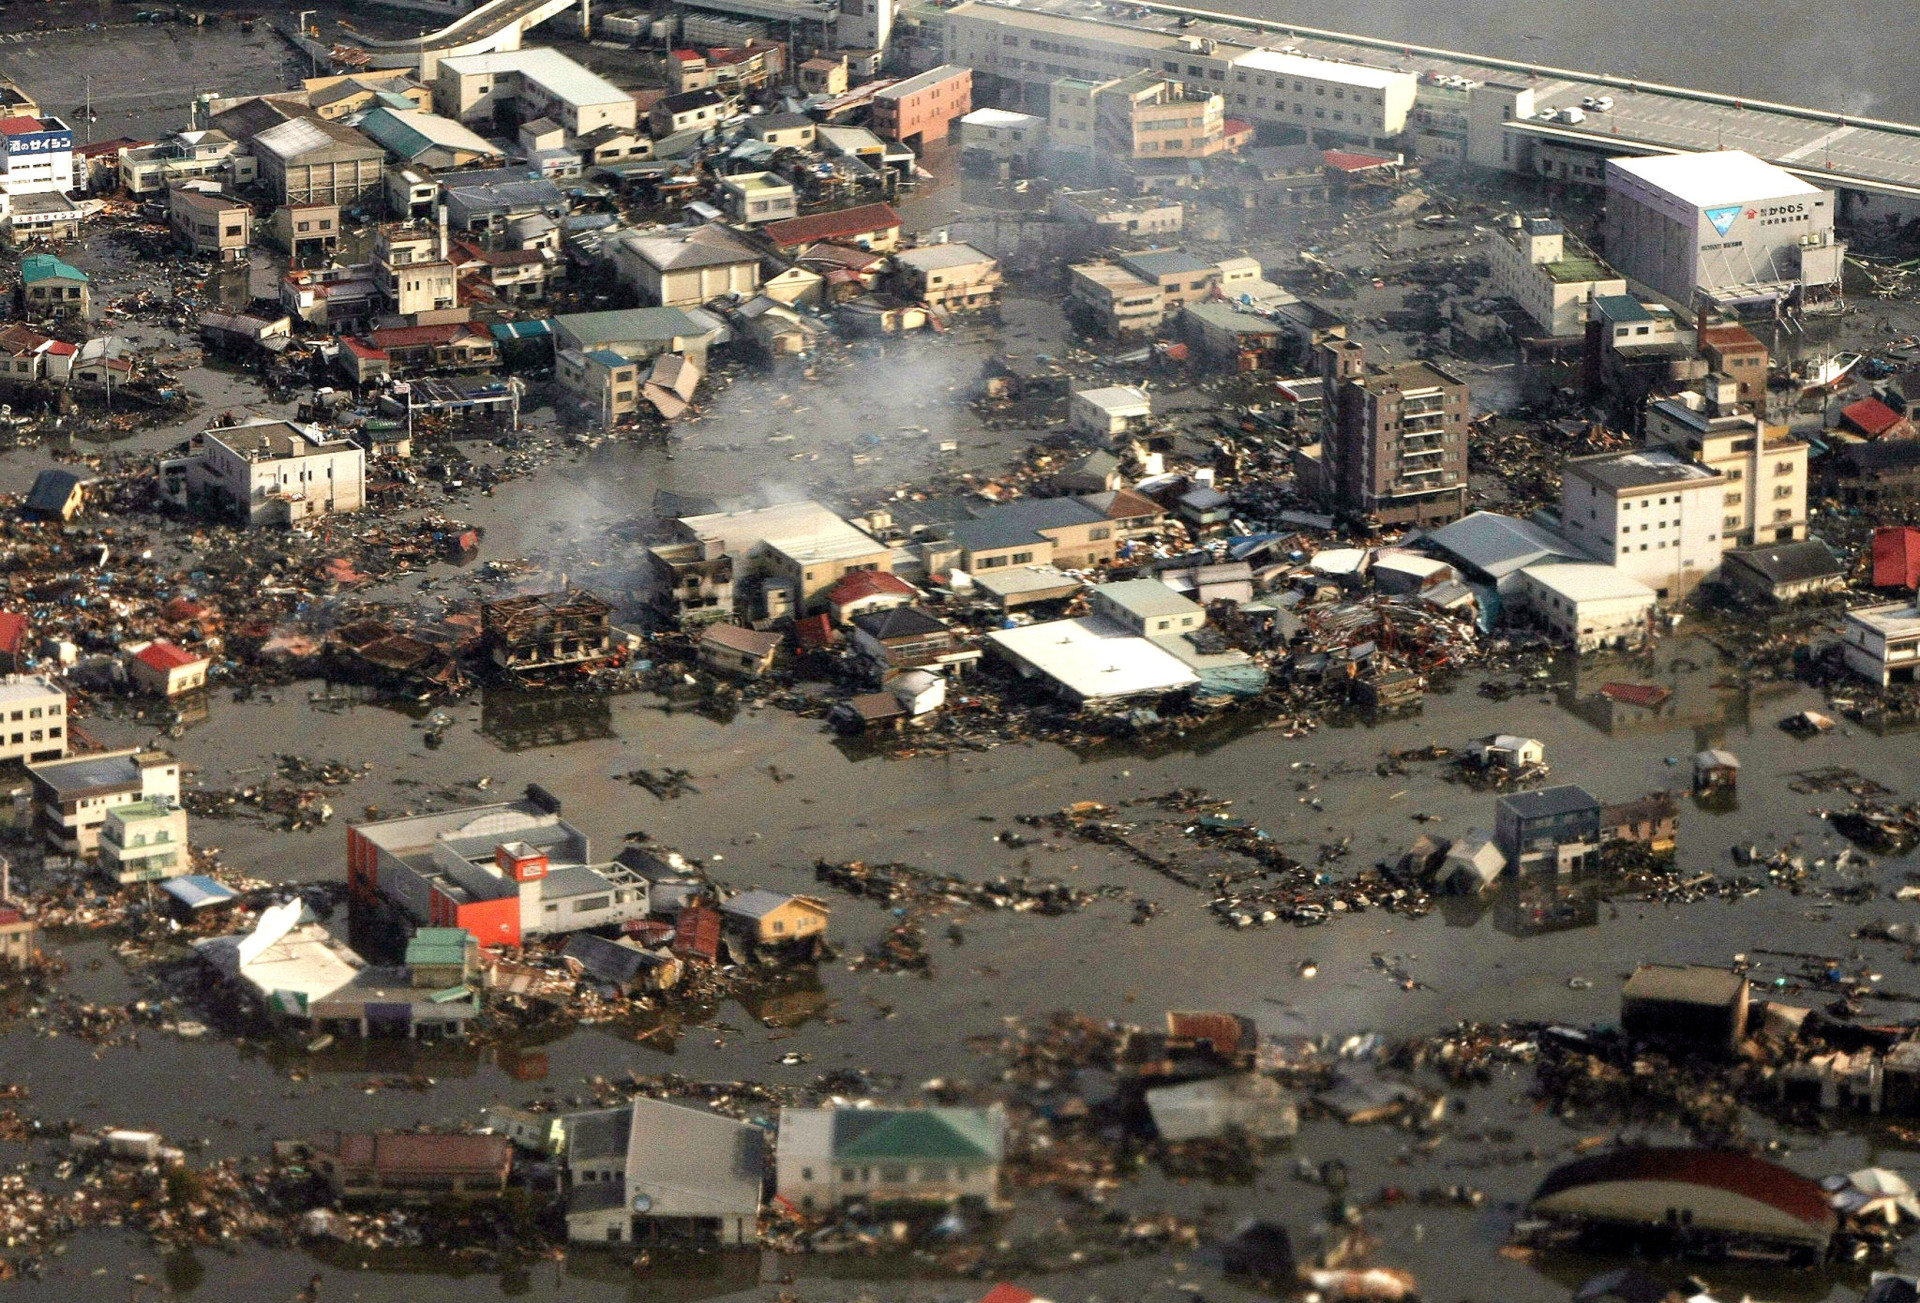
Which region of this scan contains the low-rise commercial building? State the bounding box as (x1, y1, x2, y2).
(348, 788, 651, 947)
(959, 107, 1045, 162)
(309, 1131, 511, 1201)
(27, 748, 179, 857)
(942, 497, 1114, 573)
(480, 589, 614, 672)
(1067, 261, 1163, 335)
(987, 616, 1199, 705)
(671, 500, 892, 617)
(1090, 579, 1203, 637)
(1051, 189, 1183, 241)
(612, 224, 761, 306)
(1515, 562, 1657, 651)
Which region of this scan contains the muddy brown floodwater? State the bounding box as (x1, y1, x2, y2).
(4, 626, 1917, 1302)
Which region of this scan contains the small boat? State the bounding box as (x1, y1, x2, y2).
(1801, 351, 1863, 392)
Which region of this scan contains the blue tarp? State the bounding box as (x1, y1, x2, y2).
(159, 875, 237, 910)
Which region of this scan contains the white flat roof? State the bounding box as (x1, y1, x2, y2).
(970, 564, 1083, 598)
(1519, 562, 1657, 604)
(1073, 384, 1151, 413)
(1848, 602, 1920, 639)
(1230, 48, 1411, 90)
(439, 49, 631, 109)
(961, 108, 1041, 127)
(681, 500, 887, 566)
(1608, 149, 1824, 208)
(0, 675, 61, 705)
(989, 616, 1199, 701)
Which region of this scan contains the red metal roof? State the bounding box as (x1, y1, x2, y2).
(0, 117, 47, 136)
(0, 612, 27, 657)
(672, 905, 721, 963)
(763, 202, 902, 249)
(977, 1288, 1039, 1303)
(1323, 149, 1396, 173)
(1874, 526, 1920, 590)
(1532, 1148, 1835, 1231)
(793, 612, 836, 651)
(828, 569, 916, 606)
(135, 641, 203, 673)
(1842, 396, 1906, 438)
(368, 323, 484, 349)
(1598, 682, 1672, 709)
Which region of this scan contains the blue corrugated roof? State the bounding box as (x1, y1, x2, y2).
(160, 875, 237, 909)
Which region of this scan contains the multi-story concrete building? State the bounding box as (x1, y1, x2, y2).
(169, 188, 252, 263)
(1091, 73, 1233, 159)
(1643, 378, 1807, 548)
(717, 171, 797, 226)
(929, 2, 1410, 149)
(871, 65, 971, 147)
(1603, 150, 1845, 312)
(27, 748, 179, 857)
(98, 799, 189, 885)
(1558, 448, 1726, 600)
(958, 107, 1045, 162)
(0, 114, 73, 197)
(347, 787, 651, 948)
(1316, 339, 1469, 527)
(1485, 215, 1624, 339)
(891, 243, 1002, 310)
(375, 224, 459, 318)
(178, 418, 366, 527)
(435, 49, 637, 141)
(1698, 323, 1770, 407)
(1844, 603, 1920, 687)
(0, 675, 66, 765)
(1224, 48, 1414, 147)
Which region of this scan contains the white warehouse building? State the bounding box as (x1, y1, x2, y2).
(1602, 150, 1845, 312)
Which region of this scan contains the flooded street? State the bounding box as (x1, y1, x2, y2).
(8, 624, 1918, 1300)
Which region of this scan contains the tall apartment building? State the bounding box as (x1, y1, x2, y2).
(1558, 448, 1726, 600)
(1485, 215, 1625, 339)
(1315, 339, 1470, 527)
(1643, 376, 1807, 548)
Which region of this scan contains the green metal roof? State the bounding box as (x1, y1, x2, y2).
(20, 254, 86, 285)
(832, 1108, 1003, 1163)
(405, 927, 472, 967)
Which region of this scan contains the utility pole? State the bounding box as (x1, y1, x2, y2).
(297, 11, 317, 77)
(84, 76, 92, 144)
